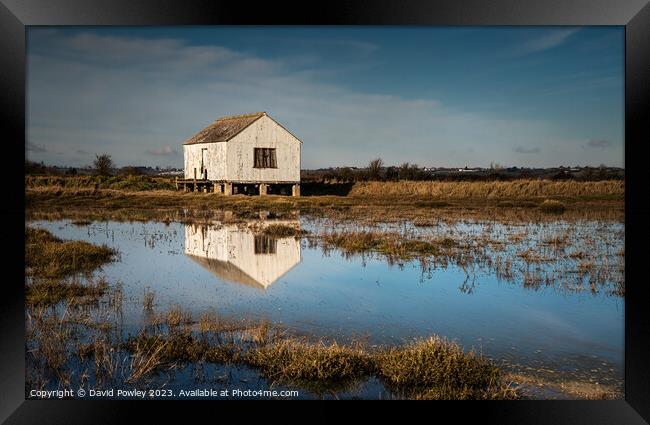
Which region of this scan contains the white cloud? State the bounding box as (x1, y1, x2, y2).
(517, 28, 581, 55)
(146, 145, 178, 156)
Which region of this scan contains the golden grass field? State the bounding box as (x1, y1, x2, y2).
(348, 180, 624, 198)
(25, 177, 625, 226)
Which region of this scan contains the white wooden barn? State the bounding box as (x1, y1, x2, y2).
(180, 112, 302, 196)
(184, 221, 302, 289)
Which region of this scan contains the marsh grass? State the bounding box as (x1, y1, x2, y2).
(27, 296, 602, 400)
(143, 288, 155, 311)
(244, 339, 370, 393)
(26, 178, 623, 227)
(27, 176, 623, 200)
(261, 224, 306, 237)
(26, 175, 175, 191)
(349, 180, 623, 199)
(375, 337, 513, 399)
(26, 227, 117, 279)
(539, 199, 566, 214)
(25, 227, 118, 308)
(116, 303, 515, 398)
(123, 320, 515, 398)
(322, 231, 457, 260)
(165, 304, 193, 328)
(26, 277, 109, 306)
(24, 187, 624, 398)
(26, 191, 624, 231)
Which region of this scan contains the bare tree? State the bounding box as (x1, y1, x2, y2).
(399, 162, 422, 180)
(367, 158, 384, 180)
(93, 153, 114, 176)
(338, 167, 353, 182)
(385, 166, 399, 181)
(490, 162, 505, 170)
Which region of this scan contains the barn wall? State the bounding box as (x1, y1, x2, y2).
(184, 221, 302, 288)
(184, 224, 228, 262)
(183, 142, 227, 180)
(227, 224, 301, 288)
(225, 115, 301, 182)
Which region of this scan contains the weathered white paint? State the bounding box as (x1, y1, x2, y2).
(183, 113, 301, 183)
(183, 142, 227, 180)
(184, 221, 302, 289)
(225, 115, 301, 182)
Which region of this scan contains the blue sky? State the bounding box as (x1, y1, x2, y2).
(26, 26, 624, 168)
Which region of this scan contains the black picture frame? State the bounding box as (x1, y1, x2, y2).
(2, 0, 648, 423)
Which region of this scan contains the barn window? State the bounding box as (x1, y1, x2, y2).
(253, 148, 277, 168)
(254, 235, 277, 254)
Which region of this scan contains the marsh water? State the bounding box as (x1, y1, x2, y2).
(28, 215, 624, 398)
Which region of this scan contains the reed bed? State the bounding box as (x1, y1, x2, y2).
(349, 180, 623, 199)
(124, 313, 516, 399)
(314, 219, 624, 297)
(26, 175, 175, 191)
(26, 289, 516, 400)
(322, 230, 456, 260)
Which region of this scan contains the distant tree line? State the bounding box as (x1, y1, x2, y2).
(26, 153, 182, 177)
(26, 154, 623, 182)
(301, 158, 624, 183)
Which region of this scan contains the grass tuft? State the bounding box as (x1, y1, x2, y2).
(375, 337, 514, 399)
(244, 339, 370, 392)
(538, 199, 566, 214)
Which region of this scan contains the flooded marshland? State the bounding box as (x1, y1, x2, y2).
(26, 212, 624, 399)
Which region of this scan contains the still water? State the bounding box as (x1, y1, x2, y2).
(30, 217, 624, 389)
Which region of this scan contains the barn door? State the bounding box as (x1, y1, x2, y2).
(201, 148, 208, 180)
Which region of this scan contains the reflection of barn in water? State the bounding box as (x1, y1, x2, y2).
(184, 221, 302, 289)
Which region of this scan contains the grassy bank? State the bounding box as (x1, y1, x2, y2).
(25, 227, 118, 305)
(26, 175, 175, 191)
(26, 227, 117, 279)
(26, 178, 624, 226)
(26, 175, 624, 200)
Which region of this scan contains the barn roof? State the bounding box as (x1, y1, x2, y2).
(183, 112, 302, 145)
